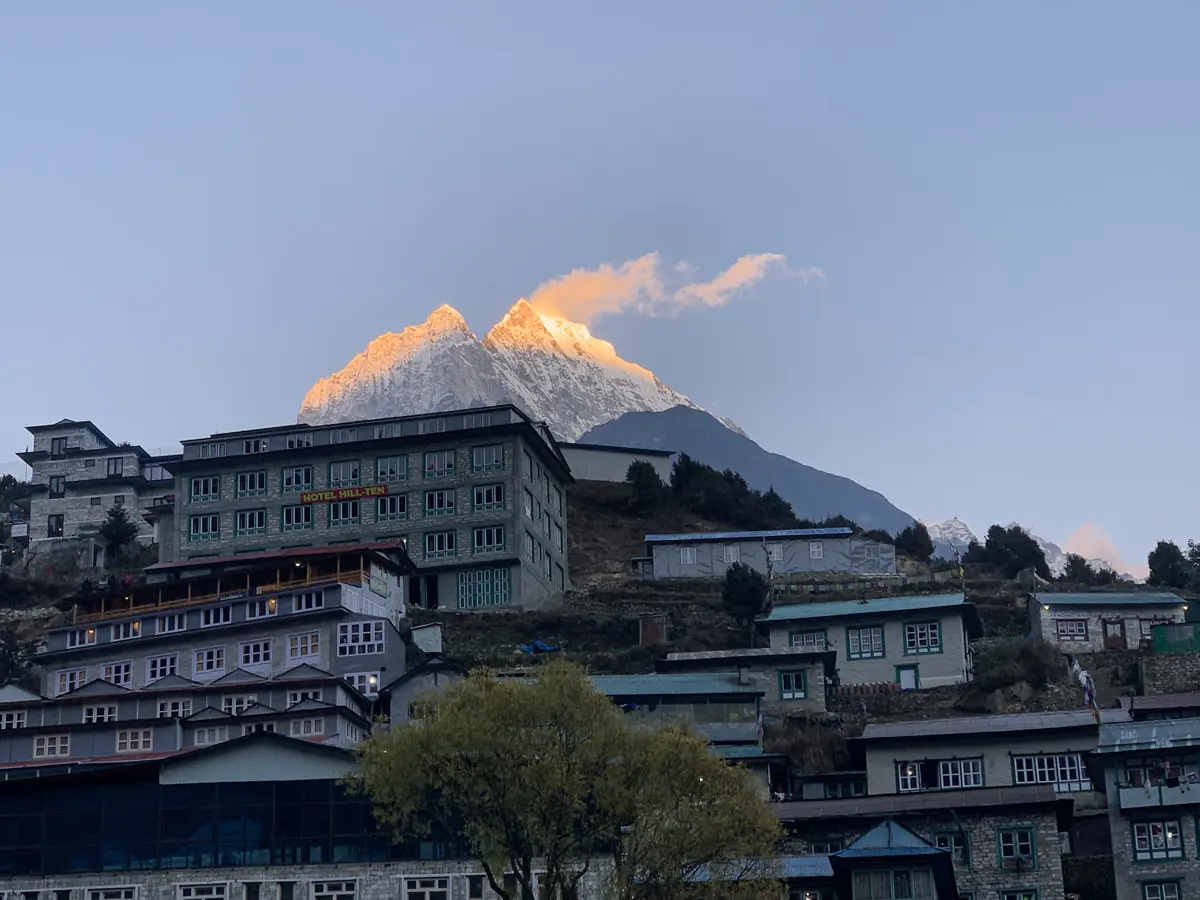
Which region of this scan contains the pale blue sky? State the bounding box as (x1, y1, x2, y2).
(2, 3, 1197, 571)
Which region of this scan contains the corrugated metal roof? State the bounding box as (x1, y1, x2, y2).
(862, 708, 1129, 741)
(590, 673, 766, 697)
(1096, 716, 1200, 754)
(774, 784, 1058, 820)
(1035, 592, 1186, 607)
(646, 527, 854, 544)
(710, 744, 785, 760)
(1131, 692, 1200, 711)
(688, 856, 833, 882)
(664, 647, 828, 662)
(760, 594, 966, 624)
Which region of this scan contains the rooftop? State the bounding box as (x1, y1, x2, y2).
(1096, 716, 1200, 754)
(775, 784, 1065, 821)
(657, 646, 839, 677)
(1035, 591, 1187, 608)
(1129, 692, 1200, 713)
(759, 594, 980, 635)
(590, 673, 767, 697)
(862, 708, 1129, 741)
(144, 540, 416, 573)
(646, 527, 854, 544)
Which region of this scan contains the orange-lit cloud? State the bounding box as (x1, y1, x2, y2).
(527, 252, 821, 324)
(1063, 522, 1149, 579)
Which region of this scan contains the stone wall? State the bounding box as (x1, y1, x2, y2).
(1108, 807, 1200, 900)
(1140, 652, 1200, 696)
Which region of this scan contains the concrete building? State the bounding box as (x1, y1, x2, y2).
(17, 418, 178, 555)
(556, 442, 674, 483)
(760, 593, 982, 690)
(1090, 716, 1200, 900)
(654, 646, 837, 718)
(13, 543, 411, 766)
(164, 404, 572, 611)
(640, 527, 897, 580)
(1031, 592, 1189, 651)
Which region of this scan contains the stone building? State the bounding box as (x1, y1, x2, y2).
(760, 593, 982, 690)
(17, 418, 178, 555)
(163, 404, 571, 612)
(1030, 591, 1188, 652)
(641, 526, 897, 580)
(1091, 716, 1200, 900)
(777, 785, 1072, 900)
(653, 646, 837, 718)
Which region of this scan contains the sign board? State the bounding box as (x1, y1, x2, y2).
(10, 523, 28, 538)
(299, 484, 390, 505)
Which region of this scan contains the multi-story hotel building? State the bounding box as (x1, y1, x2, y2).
(17, 418, 178, 553)
(160, 404, 571, 612)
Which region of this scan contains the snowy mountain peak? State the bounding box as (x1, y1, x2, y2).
(925, 518, 979, 561)
(297, 301, 741, 441)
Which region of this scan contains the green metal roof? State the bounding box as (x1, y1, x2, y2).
(1035, 592, 1186, 608)
(759, 593, 967, 624)
(1096, 716, 1200, 754)
(590, 673, 765, 697)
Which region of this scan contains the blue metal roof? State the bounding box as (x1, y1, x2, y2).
(760, 593, 967, 624)
(1035, 592, 1186, 608)
(710, 744, 783, 760)
(835, 820, 944, 859)
(646, 527, 854, 544)
(688, 856, 833, 882)
(590, 673, 766, 697)
(1096, 716, 1200, 754)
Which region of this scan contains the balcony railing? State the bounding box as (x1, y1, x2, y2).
(1119, 781, 1200, 809)
(71, 569, 371, 625)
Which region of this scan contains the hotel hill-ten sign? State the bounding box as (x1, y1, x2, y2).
(299, 485, 391, 504)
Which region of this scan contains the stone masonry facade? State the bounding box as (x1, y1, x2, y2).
(1, 859, 612, 900)
(1140, 653, 1200, 696)
(1109, 808, 1200, 900)
(789, 808, 1066, 899)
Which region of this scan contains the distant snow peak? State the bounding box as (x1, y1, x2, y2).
(924, 518, 978, 560)
(298, 299, 742, 441)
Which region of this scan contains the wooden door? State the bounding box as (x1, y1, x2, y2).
(1104, 618, 1127, 650)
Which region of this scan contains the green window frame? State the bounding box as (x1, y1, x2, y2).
(932, 830, 971, 868)
(281, 504, 313, 531)
(329, 500, 360, 527)
(779, 670, 806, 700)
(1132, 820, 1184, 862)
(189, 476, 221, 502)
(282, 465, 313, 493)
(424, 450, 456, 478)
(1142, 882, 1181, 900)
(329, 460, 361, 489)
(1002, 892, 1038, 900)
(376, 455, 407, 484)
(847, 625, 885, 659)
(234, 509, 267, 536)
(788, 629, 827, 650)
(471, 444, 505, 473)
(996, 827, 1037, 870)
(235, 470, 267, 498)
(425, 489, 456, 517)
(903, 620, 943, 655)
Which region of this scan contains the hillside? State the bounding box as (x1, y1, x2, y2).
(580, 406, 916, 533)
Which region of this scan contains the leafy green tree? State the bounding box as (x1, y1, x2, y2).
(0, 626, 39, 691)
(722, 562, 771, 648)
(98, 505, 140, 560)
(1060, 553, 1096, 585)
(1148, 540, 1192, 589)
(894, 522, 934, 561)
(625, 461, 666, 516)
(350, 661, 781, 900)
(963, 524, 1051, 580)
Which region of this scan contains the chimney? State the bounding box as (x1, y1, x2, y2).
(411, 622, 443, 656)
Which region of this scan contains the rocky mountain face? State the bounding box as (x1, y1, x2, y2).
(581, 407, 917, 535)
(298, 301, 737, 441)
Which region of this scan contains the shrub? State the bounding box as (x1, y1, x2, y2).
(969, 637, 1065, 693)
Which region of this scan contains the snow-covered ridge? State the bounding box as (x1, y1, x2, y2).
(298, 300, 744, 441)
(925, 517, 1121, 577)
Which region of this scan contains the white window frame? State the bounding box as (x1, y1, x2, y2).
(103, 660, 133, 688)
(282, 465, 314, 493)
(425, 530, 457, 559)
(457, 568, 512, 609)
(1143, 884, 1181, 900)
(403, 877, 448, 900)
(766, 542, 784, 562)
(67, 627, 98, 648)
(780, 671, 806, 700)
(189, 513, 220, 541)
(809, 540, 824, 560)
(34, 734, 70, 758)
(157, 613, 186, 634)
(83, 704, 117, 724)
(248, 598, 277, 619)
(235, 508, 267, 536)
(938, 758, 983, 789)
(194, 646, 225, 676)
(0, 710, 26, 729)
(789, 630, 827, 650)
(424, 489, 456, 516)
(222, 694, 257, 715)
(289, 717, 325, 737)
(423, 450, 455, 477)
(288, 688, 322, 706)
(157, 698, 192, 718)
(199, 442, 226, 459)
(201, 605, 232, 628)
(847, 626, 884, 659)
(1013, 753, 1091, 791)
(722, 544, 740, 564)
(312, 881, 357, 900)
(338, 621, 385, 656)
(1133, 821, 1183, 861)
(189, 475, 221, 502)
(147, 654, 178, 681)
(1055, 619, 1088, 641)
(377, 494, 407, 521)
(287, 432, 313, 449)
(330, 427, 358, 444)
(288, 631, 321, 662)
(178, 885, 228, 900)
(242, 722, 277, 736)
(240, 640, 272, 667)
(473, 525, 505, 553)
(998, 828, 1036, 864)
(194, 726, 229, 746)
(293, 591, 324, 612)
(111, 620, 141, 641)
(329, 499, 360, 525)
(242, 437, 269, 454)
(472, 444, 504, 473)
(56, 667, 86, 696)
(87, 890, 138, 900)
(680, 545, 698, 565)
(345, 672, 380, 696)
(473, 482, 505, 511)
(329, 460, 361, 488)
(376, 455, 407, 483)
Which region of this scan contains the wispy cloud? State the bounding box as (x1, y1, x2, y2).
(1063, 522, 1149, 579)
(527, 251, 821, 324)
